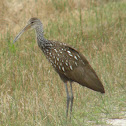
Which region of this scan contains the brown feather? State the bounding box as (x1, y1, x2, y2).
(44, 41, 105, 93)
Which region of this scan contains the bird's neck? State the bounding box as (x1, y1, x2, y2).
(35, 25, 46, 47)
(35, 26, 44, 39)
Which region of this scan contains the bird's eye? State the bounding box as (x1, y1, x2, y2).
(31, 21, 34, 24)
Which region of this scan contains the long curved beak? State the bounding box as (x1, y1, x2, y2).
(13, 24, 31, 43)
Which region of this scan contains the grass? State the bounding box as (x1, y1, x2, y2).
(0, 0, 126, 125)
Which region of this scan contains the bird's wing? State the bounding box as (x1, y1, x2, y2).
(61, 46, 105, 93)
(46, 41, 104, 93)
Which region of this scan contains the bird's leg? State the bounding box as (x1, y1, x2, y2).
(64, 82, 70, 118)
(70, 82, 74, 119)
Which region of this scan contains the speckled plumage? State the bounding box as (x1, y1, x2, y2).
(13, 18, 105, 118)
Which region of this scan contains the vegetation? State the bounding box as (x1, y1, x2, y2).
(0, 0, 126, 125)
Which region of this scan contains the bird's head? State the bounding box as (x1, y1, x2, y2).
(27, 18, 42, 29)
(13, 18, 42, 43)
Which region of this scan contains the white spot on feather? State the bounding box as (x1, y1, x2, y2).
(70, 65, 73, 70)
(69, 54, 73, 57)
(49, 52, 52, 56)
(67, 51, 71, 53)
(62, 67, 65, 71)
(77, 54, 80, 58)
(65, 62, 68, 66)
(75, 62, 78, 66)
(54, 49, 58, 52)
(67, 50, 73, 57)
(59, 66, 61, 70)
(74, 55, 78, 60)
(57, 58, 59, 61)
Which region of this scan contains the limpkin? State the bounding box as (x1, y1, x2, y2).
(13, 18, 105, 118)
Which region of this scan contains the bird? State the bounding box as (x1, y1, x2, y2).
(13, 18, 105, 118)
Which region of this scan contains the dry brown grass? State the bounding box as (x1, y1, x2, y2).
(0, 0, 126, 125)
(1, 0, 121, 34)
